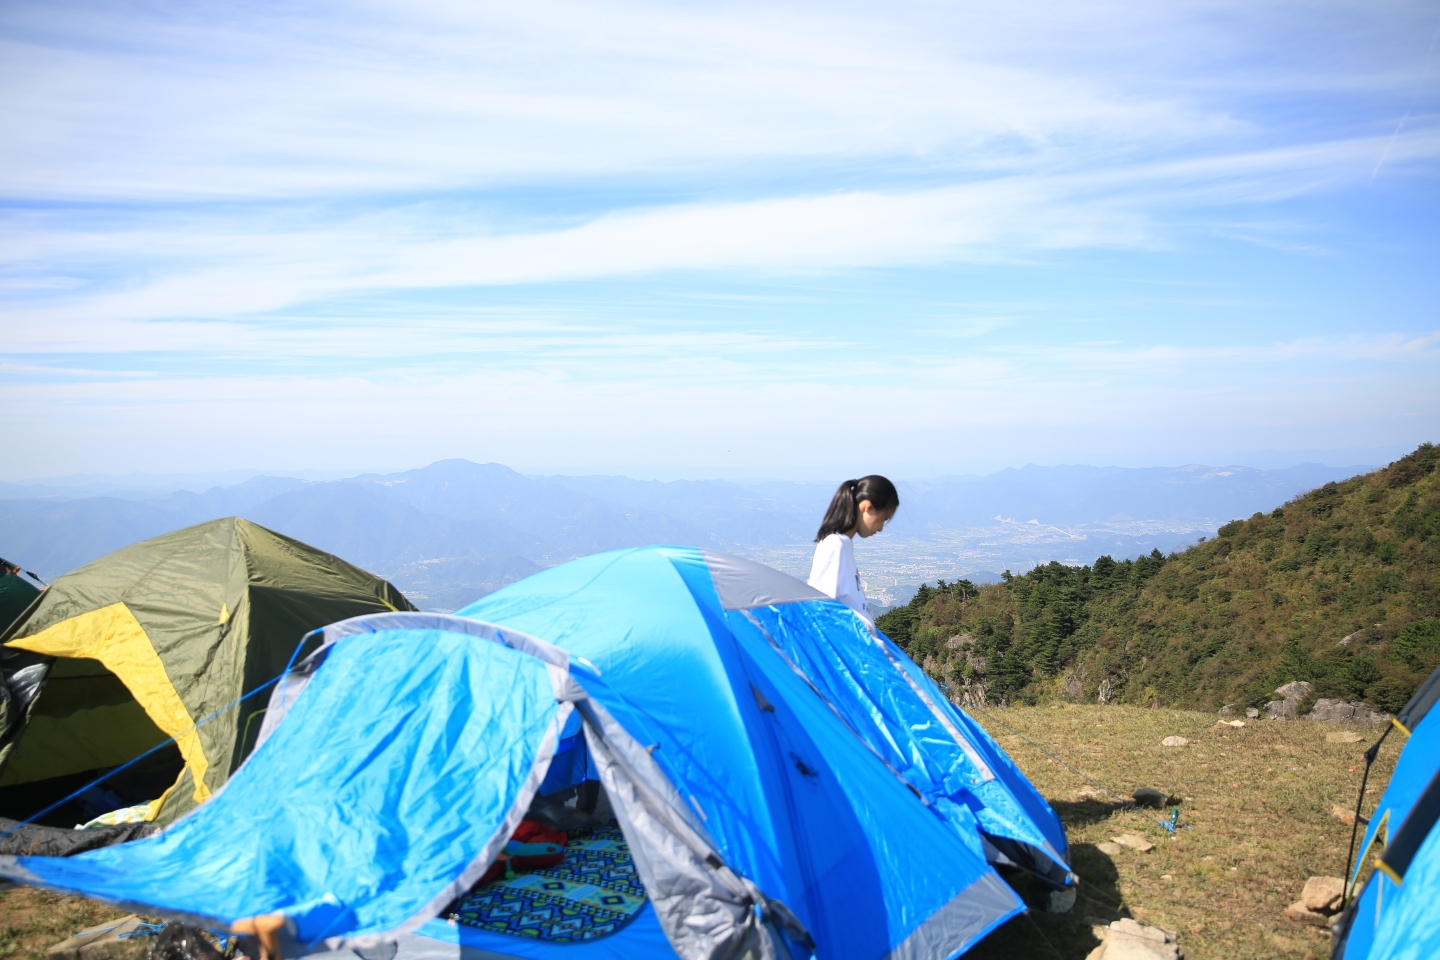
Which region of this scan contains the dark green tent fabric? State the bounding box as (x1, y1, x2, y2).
(0, 815, 159, 856)
(0, 518, 416, 826)
(0, 566, 41, 638)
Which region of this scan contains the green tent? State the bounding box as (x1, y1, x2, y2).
(0, 560, 41, 638)
(0, 518, 415, 827)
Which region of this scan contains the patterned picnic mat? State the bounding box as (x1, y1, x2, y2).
(447, 823, 647, 941)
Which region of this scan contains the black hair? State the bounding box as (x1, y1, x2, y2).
(814, 475, 899, 541)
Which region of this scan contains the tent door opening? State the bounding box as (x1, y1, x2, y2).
(0, 656, 184, 826)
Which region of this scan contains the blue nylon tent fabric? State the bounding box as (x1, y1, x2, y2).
(0, 627, 562, 946)
(1339, 791, 1440, 960)
(1337, 709, 1440, 960)
(1364, 816, 1440, 959)
(0, 545, 1053, 960)
(735, 601, 1069, 876)
(1348, 707, 1440, 889)
(457, 546, 1046, 958)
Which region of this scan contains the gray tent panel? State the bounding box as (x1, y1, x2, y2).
(700, 551, 825, 612)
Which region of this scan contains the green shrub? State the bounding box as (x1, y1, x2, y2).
(1393, 619, 1440, 671)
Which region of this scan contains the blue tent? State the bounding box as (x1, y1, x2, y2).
(1334, 665, 1440, 960)
(0, 547, 1070, 960)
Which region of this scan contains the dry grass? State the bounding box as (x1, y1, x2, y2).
(0, 703, 1403, 960)
(967, 703, 1401, 960)
(0, 886, 127, 960)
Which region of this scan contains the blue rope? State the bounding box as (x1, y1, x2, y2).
(116, 922, 166, 939)
(0, 634, 316, 844)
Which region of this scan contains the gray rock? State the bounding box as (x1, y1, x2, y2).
(1245, 706, 1260, 719)
(1308, 698, 1390, 724)
(1265, 698, 1298, 720)
(1217, 704, 1234, 717)
(1274, 680, 1315, 700)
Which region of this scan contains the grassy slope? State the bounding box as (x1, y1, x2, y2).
(0, 705, 1400, 960)
(878, 443, 1440, 711)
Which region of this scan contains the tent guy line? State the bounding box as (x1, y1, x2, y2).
(0, 668, 286, 845)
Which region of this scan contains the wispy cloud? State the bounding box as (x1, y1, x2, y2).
(7, 126, 1437, 336)
(0, 1, 1240, 199)
(1, 0, 1437, 475)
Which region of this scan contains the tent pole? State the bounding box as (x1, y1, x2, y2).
(1341, 726, 1390, 908)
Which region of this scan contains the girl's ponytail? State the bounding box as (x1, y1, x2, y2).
(814, 475, 899, 541)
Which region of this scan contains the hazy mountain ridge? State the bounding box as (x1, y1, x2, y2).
(350, 460, 715, 559)
(0, 459, 1377, 612)
(896, 462, 1366, 528)
(536, 474, 827, 546)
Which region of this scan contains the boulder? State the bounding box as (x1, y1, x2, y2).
(1327, 731, 1364, 743)
(1245, 707, 1260, 719)
(1308, 699, 1390, 724)
(1090, 918, 1182, 960)
(1097, 841, 1124, 855)
(1265, 698, 1297, 720)
(1309, 698, 1353, 722)
(1301, 876, 1344, 912)
(1112, 919, 1176, 945)
(1161, 736, 1189, 747)
(1217, 704, 1234, 717)
(1274, 680, 1315, 700)
(1215, 719, 1244, 728)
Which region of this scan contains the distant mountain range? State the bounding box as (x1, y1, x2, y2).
(0, 459, 1374, 611)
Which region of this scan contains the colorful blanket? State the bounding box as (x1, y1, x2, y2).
(446, 823, 647, 942)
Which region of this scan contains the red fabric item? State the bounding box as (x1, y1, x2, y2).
(474, 820, 568, 886)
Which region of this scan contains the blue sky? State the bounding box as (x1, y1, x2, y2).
(2, 0, 1437, 480)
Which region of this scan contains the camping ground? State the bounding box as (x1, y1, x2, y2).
(0, 703, 1399, 960)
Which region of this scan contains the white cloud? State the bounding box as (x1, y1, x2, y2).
(4, 125, 1436, 342)
(3, 0, 1433, 200)
(2, 0, 1437, 476)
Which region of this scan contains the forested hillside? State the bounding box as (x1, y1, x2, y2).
(877, 443, 1440, 712)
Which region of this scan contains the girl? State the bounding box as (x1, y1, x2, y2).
(807, 475, 899, 624)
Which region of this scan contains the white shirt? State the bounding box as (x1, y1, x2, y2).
(808, 533, 872, 625)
